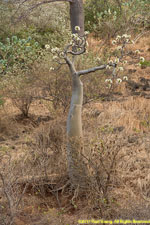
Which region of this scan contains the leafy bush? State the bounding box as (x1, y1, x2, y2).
(0, 36, 41, 75)
(0, 34, 44, 117)
(85, 0, 125, 38)
(85, 0, 150, 38)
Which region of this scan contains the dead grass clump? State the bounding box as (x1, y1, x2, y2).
(12, 96, 33, 118)
(0, 153, 30, 225)
(0, 114, 19, 138)
(25, 120, 67, 195)
(94, 96, 150, 133)
(117, 97, 150, 132)
(1, 74, 36, 118)
(82, 133, 127, 218)
(0, 119, 68, 225)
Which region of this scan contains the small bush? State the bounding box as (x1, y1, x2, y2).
(0, 153, 29, 225)
(26, 121, 67, 196)
(32, 62, 72, 113)
(0, 36, 41, 75)
(1, 74, 36, 117)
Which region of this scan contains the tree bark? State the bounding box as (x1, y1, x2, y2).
(65, 0, 89, 188)
(70, 0, 84, 35)
(67, 71, 88, 188)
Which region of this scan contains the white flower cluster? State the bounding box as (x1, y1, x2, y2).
(135, 63, 141, 67)
(117, 46, 122, 50)
(75, 26, 80, 31)
(116, 78, 122, 84)
(123, 76, 128, 81)
(106, 65, 111, 70)
(59, 52, 65, 58)
(135, 49, 140, 54)
(112, 34, 132, 45)
(116, 35, 121, 41)
(118, 67, 124, 72)
(49, 67, 54, 71)
(108, 60, 113, 64)
(85, 31, 89, 35)
(45, 44, 50, 50)
(115, 58, 120, 63)
(72, 33, 81, 41)
(112, 40, 117, 45)
(122, 34, 131, 39)
(140, 57, 145, 62)
(107, 58, 119, 64)
(108, 8, 111, 15)
(96, 57, 101, 62)
(51, 47, 60, 54)
(105, 78, 113, 83)
(116, 76, 128, 84)
(53, 56, 58, 60)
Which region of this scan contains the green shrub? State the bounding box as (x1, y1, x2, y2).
(0, 36, 41, 75)
(84, 0, 150, 38)
(85, 0, 125, 38)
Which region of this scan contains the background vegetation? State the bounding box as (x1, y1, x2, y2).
(0, 0, 150, 224)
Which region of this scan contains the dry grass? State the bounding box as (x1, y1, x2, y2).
(0, 33, 150, 224)
(92, 96, 150, 133)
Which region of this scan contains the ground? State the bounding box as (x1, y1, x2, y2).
(0, 33, 150, 224)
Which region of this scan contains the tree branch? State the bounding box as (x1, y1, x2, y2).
(28, 0, 73, 6)
(14, 0, 73, 22)
(67, 48, 86, 56)
(17, 0, 72, 4)
(77, 65, 107, 76)
(64, 56, 76, 74)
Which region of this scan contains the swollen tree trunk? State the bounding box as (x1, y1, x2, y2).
(66, 0, 89, 188)
(67, 69, 88, 188)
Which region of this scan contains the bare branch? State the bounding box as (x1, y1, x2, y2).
(14, 0, 73, 21)
(28, 0, 73, 6)
(64, 56, 76, 74)
(67, 48, 86, 55)
(77, 65, 107, 76)
(17, 0, 72, 4)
